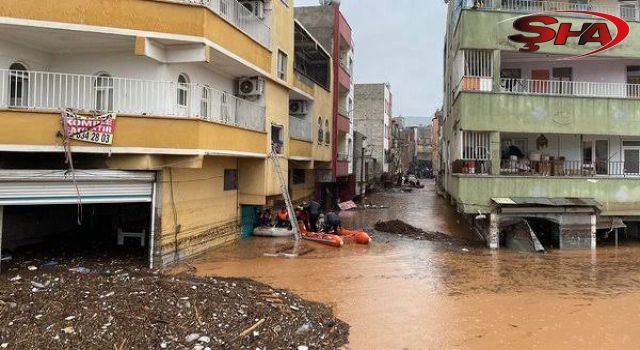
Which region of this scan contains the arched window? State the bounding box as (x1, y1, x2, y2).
(324, 119, 330, 145)
(9, 62, 28, 107)
(317, 117, 323, 144)
(177, 73, 189, 108)
(94, 73, 114, 112)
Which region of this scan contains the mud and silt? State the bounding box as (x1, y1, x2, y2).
(374, 219, 469, 243)
(0, 256, 348, 349)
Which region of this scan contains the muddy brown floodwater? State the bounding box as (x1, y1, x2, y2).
(190, 181, 640, 349)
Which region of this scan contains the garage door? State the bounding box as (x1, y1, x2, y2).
(0, 170, 155, 205)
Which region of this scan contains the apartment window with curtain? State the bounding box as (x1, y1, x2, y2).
(277, 50, 288, 81)
(94, 73, 114, 112)
(177, 73, 190, 107)
(9, 62, 28, 107)
(552, 67, 572, 94)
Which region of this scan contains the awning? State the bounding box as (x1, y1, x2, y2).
(492, 197, 601, 214)
(492, 197, 601, 207)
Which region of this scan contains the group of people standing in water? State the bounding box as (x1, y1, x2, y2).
(256, 200, 342, 233)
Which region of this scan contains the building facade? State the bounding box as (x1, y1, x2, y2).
(354, 83, 393, 186)
(0, 0, 333, 266)
(295, 3, 356, 208)
(443, 0, 640, 249)
(288, 19, 334, 205)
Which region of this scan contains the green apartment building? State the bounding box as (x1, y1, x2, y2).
(442, 0, 640, 249)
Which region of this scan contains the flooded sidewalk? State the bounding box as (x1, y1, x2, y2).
(190, 181, 640, 349)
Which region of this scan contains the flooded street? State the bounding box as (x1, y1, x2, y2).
(190, 181, 640, 349)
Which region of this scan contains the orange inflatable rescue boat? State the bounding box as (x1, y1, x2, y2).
(337, 228, 372, 245)
(299, 223, 344, 248)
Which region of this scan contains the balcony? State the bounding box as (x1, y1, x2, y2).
(454, 2, 640, 58)
(289, 115, 312, 141)
(450, 130, 640, 215)
(0, 69, 265, 132)
(339, 58, 353, 76)
(336, 109, 351, 133)
(336, 153, 350, 177)
(449, 174, 640, 215)
(467, 0, 639, 22)
(337, 152, 350, 162)
(179, 0, 271, 46)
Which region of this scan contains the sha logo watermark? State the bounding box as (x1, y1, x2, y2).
(508, 11, 630, 59)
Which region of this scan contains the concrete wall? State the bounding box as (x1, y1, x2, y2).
(294, 6, 336, 55)
(457, 10, 640, 59)
(158, 156, 240, 264)
(290, 169, 315, 204)
(355, 83, 391, 177)
(449, 175, 640, 216)
(455, 92, 640, 136)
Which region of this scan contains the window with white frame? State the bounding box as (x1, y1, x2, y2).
(277, 50, 288, 81)
(94, 73, 114, 112)
(177, 73, 189, 107)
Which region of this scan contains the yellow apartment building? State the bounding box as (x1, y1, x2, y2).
(0, 0, 332, 266)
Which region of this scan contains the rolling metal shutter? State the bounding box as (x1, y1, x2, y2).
(0, 170, 155, 205)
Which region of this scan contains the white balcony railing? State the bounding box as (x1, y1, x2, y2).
(0, 69, 266, 132)
(339, 58, 352, 76)
(467, 0, 639, 22)
(289, 115, 312, 141)
(499, 78, 640, 99)
(179, 0, 271, 46)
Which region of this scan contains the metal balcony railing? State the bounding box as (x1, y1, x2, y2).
(500, 159, 640, 177)
(177, 0, 271, 46)
(0, 69, 266, 132)
(454, 158, 640, 177)
(465, 0, 639, 22)
(289, 115, 312, 141)
(499, 78, 640, 99)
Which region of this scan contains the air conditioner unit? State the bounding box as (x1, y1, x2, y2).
(238, 77, 264, 96)
(289, 100, 308, 115)
(240, 0, 265, 19)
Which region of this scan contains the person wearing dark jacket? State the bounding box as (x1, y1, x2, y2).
(325, 211, 341, 233)
(304, 200, 322, 232)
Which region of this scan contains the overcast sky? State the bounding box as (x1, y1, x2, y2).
(294, 0, 447, 122)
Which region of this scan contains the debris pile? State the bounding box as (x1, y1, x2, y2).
(374, 220, 455, 242)
(0, 258, 349, 349)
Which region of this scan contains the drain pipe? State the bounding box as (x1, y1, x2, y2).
(149, 182, 157, 270)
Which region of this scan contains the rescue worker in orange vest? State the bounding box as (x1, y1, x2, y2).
(275, 207, 290, 228)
